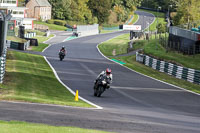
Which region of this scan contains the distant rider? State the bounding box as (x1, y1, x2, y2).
(59, 46, 66, 56)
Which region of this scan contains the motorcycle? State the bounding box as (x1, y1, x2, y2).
(59, 51, 65, 61)
(94, 76, 111, 97)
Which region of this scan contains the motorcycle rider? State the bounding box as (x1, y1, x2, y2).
(94, 68, 113, 89)
(59, 46, 66, 56)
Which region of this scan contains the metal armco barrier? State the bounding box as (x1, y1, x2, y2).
(0, 11, 12, 83)
(0, 48, 7, 83)
(136, 52, 200, 84)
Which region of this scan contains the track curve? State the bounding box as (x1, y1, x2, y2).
(0, 11, 200, 133)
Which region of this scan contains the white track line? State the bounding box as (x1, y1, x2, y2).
(42, 34, 56, 53)
(96, 40, 200, 96)
(44, 56, 103, 109)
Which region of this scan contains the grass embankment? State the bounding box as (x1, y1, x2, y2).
(0, 121, 110, 133)
(99, 34, 129, 56)
(0, 51, 92, 107)
(98, 34, 200, 94)
(26, 30, 46, 36)
(137, 9, 166, 31)
(6, 36, 27, 43)
(34, 21, 67, 31)
(143, 39, 200, 70)
(31, 34, 54, 52)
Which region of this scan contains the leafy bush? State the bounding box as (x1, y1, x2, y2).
(54, 20, 66, 26)
(47, 19, 54, 24)
(66, 20, 86, 26)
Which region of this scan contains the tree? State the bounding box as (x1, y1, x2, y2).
(71, 0, 95, 23)
(173, 0, 200, 26)
(111, 0, 142, 23)
(88, 0, 112, 24)
(48, 0, 96, 24)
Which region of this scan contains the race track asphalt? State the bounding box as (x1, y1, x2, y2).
(0, 11, 199, 133)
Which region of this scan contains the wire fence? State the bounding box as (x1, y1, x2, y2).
(141, 29, 200, 55)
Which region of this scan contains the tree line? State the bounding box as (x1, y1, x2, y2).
(19, 0, 200, 26)
(48, 0, 200, 26)
(48, 0, 142, 25)
(141, 0, 200, 26)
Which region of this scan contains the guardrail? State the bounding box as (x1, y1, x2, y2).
(136, 52, 200, 84)
(0, 48, 7, 83)
(169, 26, 200, 41)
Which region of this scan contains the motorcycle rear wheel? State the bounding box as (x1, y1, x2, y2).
(94, 90, 97, 96)
(97, 86, 104, 97)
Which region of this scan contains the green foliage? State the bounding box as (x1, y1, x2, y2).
(98, 33, 200, 94)
(34, 21, 67, 31)
(173, 0, 200, 26)
(157, 23, 167, 33)
(98, 34, 129, 56)
(0, 51, 92, 108)
(54, 20, 66, 26)
(6, 36, 27, 43)
(112, 0, 142, 23)
(141, 0, 176, 11)
(47, 19, 67, 26)
(48, 0, 95, 24)
(47, 19, 54, 24)
(88, 0, 112, 24)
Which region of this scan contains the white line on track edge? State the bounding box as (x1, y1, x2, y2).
(96, 39, 200, 97)
(43, 56, 103, 110)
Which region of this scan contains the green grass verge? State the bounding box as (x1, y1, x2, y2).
(0, 51, 92, 108)
(0, 121, 110, 133)
(113, 55, 200, 94)
(143, 39, 200, 70)
(98, 34, 200, 94)
(137, 9, 166, 31)
(31, 34, 54, 52)
(6, 36, 27, 43)
(34, 21, 67, 31)
(98, 34, 129, 56)
(31, 43, 48, 52)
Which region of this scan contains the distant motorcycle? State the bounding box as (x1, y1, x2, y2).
(59, 51, 65, 61)
(94, 76, 111, 97)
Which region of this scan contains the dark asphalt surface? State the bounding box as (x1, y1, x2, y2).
(0, 11, 200, 133)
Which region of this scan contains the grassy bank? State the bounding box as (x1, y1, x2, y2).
(98, 34, 200, 94)
(31, 34, 54, 52)
(0, 51, 92, 108)
(0, 121, 110, 133)
(34, 21, 67, 31)
(98, 34, 129, 56)
(6, 36, 27, 43)
(143, 39, 200, 70)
